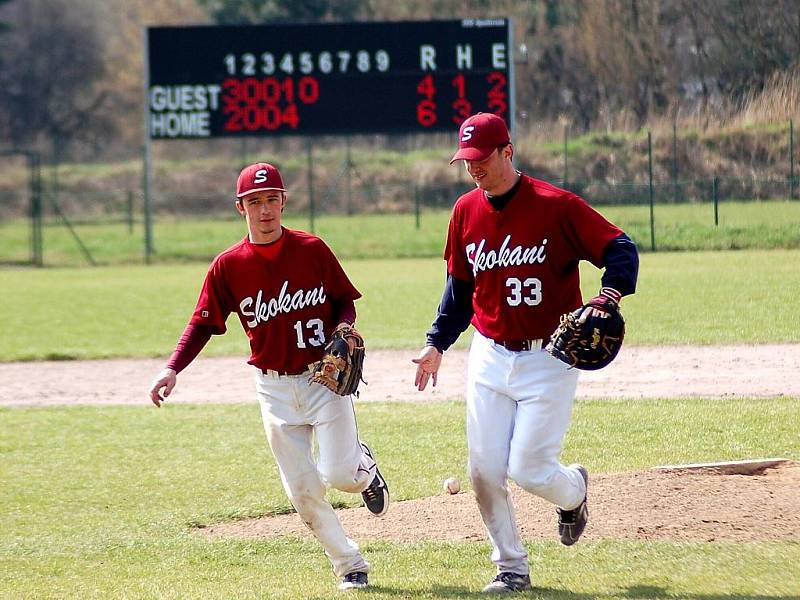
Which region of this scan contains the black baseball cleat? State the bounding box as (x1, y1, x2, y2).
(557, 464, 589, 546)
(360, 442, 389, 517)
(482, 571, 532, 593)
(338, 571, 368, 590)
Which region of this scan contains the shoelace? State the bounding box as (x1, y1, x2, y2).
(559, 507, 577, 523)
(363, 479, 381, 501)
(559, 498, 586, 524)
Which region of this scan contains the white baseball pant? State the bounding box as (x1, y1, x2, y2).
(254, 369, 376, 578)
(466, 331, 586, 575)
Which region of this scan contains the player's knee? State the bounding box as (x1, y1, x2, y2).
(469, 459, 507, 492)
(508, 457, 558, 493)
(283, 472, 326, 509)
(318, 462, 361, 493)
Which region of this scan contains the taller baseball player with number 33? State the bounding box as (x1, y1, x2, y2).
(413, 114, 639, 593)
(148, 162, 389, 592)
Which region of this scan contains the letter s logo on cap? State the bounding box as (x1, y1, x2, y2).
(253, 169, 268, 184)
(461, 126, 475, 142)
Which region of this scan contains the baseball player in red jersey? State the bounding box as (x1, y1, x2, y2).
(148, 162, 389, 591)
(413, 114, 639, 593)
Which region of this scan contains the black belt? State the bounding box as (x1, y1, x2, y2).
(493, 338, 542, 352)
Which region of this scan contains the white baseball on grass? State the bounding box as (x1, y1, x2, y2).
(443, 477, 461, 494)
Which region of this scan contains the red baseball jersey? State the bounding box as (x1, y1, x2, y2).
(190, 228, 361, 372)
(444, 175, 622, 342)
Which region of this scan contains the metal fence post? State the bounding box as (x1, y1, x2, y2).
(648, 131, 655, 252)
(142, 142, 154, 264)
(28, 151, 43, 267)
(127, 190, 134, 234)
(414, 185, 421, 229)
(713, 176, 719, 226)
(672, 120, 679, 203)
(563, 125, 568, 187)
(790, 119, 795, 200)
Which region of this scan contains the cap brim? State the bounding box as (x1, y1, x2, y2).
(449, 146, 495, 164)
(236, 186, 286, 198)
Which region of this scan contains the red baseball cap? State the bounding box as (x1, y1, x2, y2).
(449, 113, 511, 164)
(236, 162, 286, 198)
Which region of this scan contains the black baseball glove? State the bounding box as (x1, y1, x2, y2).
(545, 295, 625, 370)
(309, 324, 365, 396)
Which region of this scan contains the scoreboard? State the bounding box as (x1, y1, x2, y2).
(146, 19, 513, 138)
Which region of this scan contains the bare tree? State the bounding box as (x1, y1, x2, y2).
(690, 0, 800, 98)
(0, 0, 112, 154)
(196, 0, 366, 23)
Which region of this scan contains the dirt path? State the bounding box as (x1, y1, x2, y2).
(201, 462, 800, 544)
(2, 344, 798, 407)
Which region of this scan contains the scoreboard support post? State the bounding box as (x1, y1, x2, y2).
(142, 27, 154, 264)
(507, 19, 516, 141)
(307, 139, 315, 233)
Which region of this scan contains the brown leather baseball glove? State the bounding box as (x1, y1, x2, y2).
(309, 324, 365, 396)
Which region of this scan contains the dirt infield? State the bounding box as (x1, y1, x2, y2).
(2, 344, 799, 407)
(3, 345, 798, 544)
(200, 462, 800, 543)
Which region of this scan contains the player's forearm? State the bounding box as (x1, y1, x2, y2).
(426, 274, 474, 352)
(600, 234, 639, 297)
(331, 297, 356, 326)
(166, 322, 213, 374)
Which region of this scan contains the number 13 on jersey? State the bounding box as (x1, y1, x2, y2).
(294, 318, 325, 348)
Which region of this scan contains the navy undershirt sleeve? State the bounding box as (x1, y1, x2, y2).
(600, 234, 639, 297)
(331, 296, 356, 326)
(426, 274, 474, 353)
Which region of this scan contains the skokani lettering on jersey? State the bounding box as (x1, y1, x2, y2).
(466, 235, 548, 276)
(240, 280, 327, 328)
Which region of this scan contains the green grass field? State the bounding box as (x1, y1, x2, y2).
(1, 248, 799, 361)
(3, 236, 799, 597)
(2, 199, 800, 266)
(2, 399, 798, 599)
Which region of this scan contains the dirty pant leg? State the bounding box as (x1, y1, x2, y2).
(466, 334, 529, 576)
(311, 391, 375, 494)
(507, 351, 584, 510)
(258, 402, 368, 578)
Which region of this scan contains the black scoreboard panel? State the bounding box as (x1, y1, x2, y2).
(146, 19, 512, 138)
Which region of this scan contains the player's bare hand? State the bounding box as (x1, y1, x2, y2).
(149, 368, 177, 408)
(412, 346, 442, 391)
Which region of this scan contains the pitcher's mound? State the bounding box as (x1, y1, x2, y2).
(199, 462, 799, 543)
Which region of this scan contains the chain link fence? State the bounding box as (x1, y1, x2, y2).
(2, 123, 798, 266)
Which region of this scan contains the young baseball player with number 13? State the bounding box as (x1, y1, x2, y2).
(148, 162, 389, 591)
(414, 114, 639, 593)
